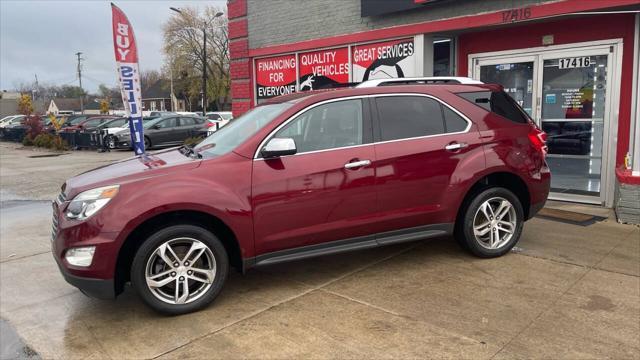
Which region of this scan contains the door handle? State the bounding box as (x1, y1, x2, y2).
(344, 159, 371, 169)
(445, 142, 468, 151)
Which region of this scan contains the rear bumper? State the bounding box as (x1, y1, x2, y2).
(55, 256, 115, 299)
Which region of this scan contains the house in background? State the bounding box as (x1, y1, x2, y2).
(142, 79, 186, 112)
(0, 91, 45, 117)
(48, 98, 82, 115)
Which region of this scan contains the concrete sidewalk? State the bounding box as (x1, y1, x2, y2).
(0, 199, 637, 359)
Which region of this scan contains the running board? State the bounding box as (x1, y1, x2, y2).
(244, 223, 453, 269)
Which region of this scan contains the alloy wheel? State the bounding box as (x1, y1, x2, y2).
(472, 197, 517, 250)
(145, 238, 216, 305)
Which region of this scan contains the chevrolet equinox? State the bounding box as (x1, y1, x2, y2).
(52, 77, 550, 314)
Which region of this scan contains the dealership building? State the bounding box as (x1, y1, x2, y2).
(227, 0, 640, 221)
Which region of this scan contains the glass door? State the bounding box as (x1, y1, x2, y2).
(475, 56, 537, 117)
(471, 44, 618, 205)
(538, 50, 611, 201)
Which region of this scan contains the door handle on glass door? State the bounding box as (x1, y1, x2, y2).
(344, 160, 371, 169)
(445, 142, 468, 151)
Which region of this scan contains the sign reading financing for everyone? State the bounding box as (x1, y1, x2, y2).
(351, 38, 415, 82)
(111, 3, 145, 155)
(255, 55, 297, 101)
(298, 47, 349, 91)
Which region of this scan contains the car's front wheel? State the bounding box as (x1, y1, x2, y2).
(455, 187, 524, 258)
(131, 224, 228, 315)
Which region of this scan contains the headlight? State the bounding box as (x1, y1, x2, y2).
(65, 246, 96, 266)
(66, 185, 119, 220)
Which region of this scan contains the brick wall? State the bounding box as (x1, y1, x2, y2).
(246, 0, 552, 49)
(228, 0, 251, 117)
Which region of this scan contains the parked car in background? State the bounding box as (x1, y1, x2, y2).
(60, 116, 117, 132)
(0, 115, 25, 128)
(149, 111, 176, 117)
(176, 111, 199, 116)
(99, 117, 158, 149)
(53, 77, 550, 315)
(0, 115, 20, 126)
(205, 111, 233, 134)
(113, 115, 206, 149)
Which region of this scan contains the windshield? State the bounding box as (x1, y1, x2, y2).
(220, 113, 233, 120)
(194, 102, 292, 157)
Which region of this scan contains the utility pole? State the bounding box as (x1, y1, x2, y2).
(202, 26, 207, 115)
(33, 74, 39, 101)
(76, 52, 84, 114)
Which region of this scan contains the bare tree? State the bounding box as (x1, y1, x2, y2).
(163, 5, 229, 111)
(140, 70, 162, 94)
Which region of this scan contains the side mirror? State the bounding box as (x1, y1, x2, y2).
(152, 124, 161, 130)
(261, 138, 297, 158)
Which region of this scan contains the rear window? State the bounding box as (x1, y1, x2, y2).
(458, 91, 529, 124)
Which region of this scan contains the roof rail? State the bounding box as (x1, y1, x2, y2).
(355, 77, 484, 88)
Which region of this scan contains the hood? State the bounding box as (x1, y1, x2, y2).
(64, 148, 201, 198)
(107, 126, 128, 135)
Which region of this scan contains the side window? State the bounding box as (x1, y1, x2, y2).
(275, 99, 363, 153)
(458, 91, 529, 123)
(490, 91, 529, 124)
(442, 106, 468, 133)
(84, 119, 102, 127)
(158, 117, 177, 128)
(180, 117, 196, 126)
(376, 96, 444, 141)
(458, 91, 491, 111)
(208, 114, 221, 120)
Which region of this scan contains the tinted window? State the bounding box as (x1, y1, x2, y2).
(490, 91, 529, 123)
(276, 99, 363, 153)
(180, 117, 196, 126)
(207, 114, 222, 120)
(157, 117, 177, 128)
(376, 96, 444, 141)
(458, 91, 529, 123)
(442, 106, 468, 133)
(84, 119, 102, 127)
(457, 91, 491, 111)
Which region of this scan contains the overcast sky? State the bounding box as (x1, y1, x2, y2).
(0, 0, 226, 92)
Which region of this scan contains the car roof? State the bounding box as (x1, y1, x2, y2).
(263, 83, 502, 106)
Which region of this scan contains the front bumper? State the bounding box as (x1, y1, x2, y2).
(55, 257, 116, 299)
(52, 198, 120, 299)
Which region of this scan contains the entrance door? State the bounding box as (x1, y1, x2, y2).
(471, 42, 619, 205)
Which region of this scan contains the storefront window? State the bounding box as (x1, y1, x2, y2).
(479, 62, 534, 116)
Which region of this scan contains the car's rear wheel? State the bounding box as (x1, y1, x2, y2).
(131, 224, 228, 315)
(455, 187, 524, 258)
(144, 136, 151, 150)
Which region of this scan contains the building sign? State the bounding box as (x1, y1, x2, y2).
(298, 47, 349, 91)
(360, 0, 439, 17)
(255, 54, 297, 101)
(351, 38, 416, 82)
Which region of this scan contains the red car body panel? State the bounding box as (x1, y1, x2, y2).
(52, 84, 550, 298)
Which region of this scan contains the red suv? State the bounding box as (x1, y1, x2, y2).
(52, 78, 550, 314)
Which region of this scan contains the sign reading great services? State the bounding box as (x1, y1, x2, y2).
(298, 47, 349, 91)
(351, 38, 415, 82)
(255, 54, 297, 101)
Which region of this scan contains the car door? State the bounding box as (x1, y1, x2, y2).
(371, 94, 483, 233)
(252, 98, 377, 256)
(149, 117, 177, 145)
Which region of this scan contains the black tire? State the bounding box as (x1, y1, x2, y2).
(105, 135, 116, 149)
(130, 224, 229, 315)
(454, 187, 524, 258)
(144, 136, 152, 150)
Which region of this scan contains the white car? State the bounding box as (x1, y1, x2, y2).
(205, 111, 233, 134)
(0, 115, 25, 128)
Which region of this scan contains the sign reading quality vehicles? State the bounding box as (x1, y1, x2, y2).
(298, 47, 349, 91)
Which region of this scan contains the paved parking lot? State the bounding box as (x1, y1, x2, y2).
(1, 143, 638, 359)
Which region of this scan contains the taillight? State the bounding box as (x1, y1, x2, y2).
(528, 127, 547, 156)
(205, 122, 214, 128)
